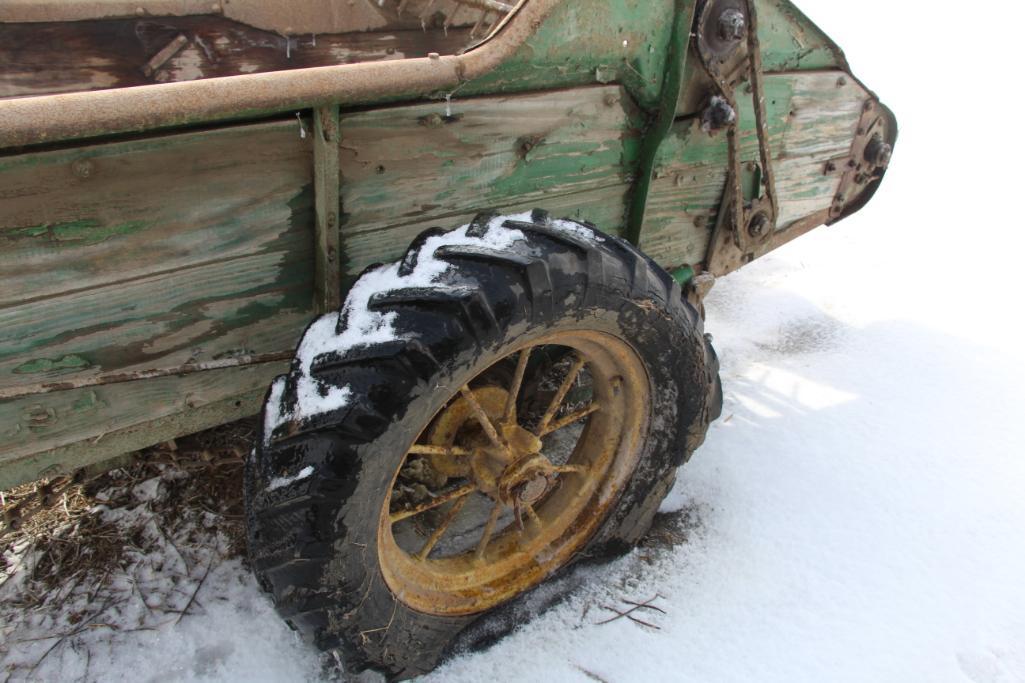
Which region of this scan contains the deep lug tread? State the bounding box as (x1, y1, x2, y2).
(398, 227, 447, 277)
(507, 221, 593, 254)
(433, 244, 554, 322)
(246, 211, 722, 680)
(466, 210, 500, 238)
(310, 339, 440, 382)
(369, 285, 499, 342)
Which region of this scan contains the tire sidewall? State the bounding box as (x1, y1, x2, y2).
(322, 293, 706, 672)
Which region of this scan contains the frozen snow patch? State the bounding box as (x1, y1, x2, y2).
(264, 213, 529, 442)
(267, 465, 315, 491)
(550, 217, 603, 243)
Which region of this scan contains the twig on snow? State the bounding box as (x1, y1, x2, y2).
(595, 594, 665, 630)
(175, 556, 214, 626)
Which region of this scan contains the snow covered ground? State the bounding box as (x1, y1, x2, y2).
(5, 1, 1025, 681)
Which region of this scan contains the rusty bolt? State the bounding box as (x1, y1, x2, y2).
(701, 96, 736, 133)
(864, 134, 893, 168)
(516, 475, 550, 504)
(747, 212, 769, 238)
(72, 159, 95, 179)
(718, 9, 746, 42)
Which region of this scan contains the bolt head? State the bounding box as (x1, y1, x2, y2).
(865, 135, 893, 168)
(516, 475, 549, 504)
(718, 8, 746, 42)
(747, 212, 769, 238)
(72, 159, 95, 179)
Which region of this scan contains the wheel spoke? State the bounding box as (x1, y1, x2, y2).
(416, 495, 469, 561)
(540, 402, 601, 436)
(552, 463, 588, 475)
(523, 502, 543, 530)
(408, 444, 472, 457)
(535, 354, 587, 436)
(390, 483, 476, 523)
(502, 346, 533, 427)
(475, 500, 504, 561)
(459, 385, 507, 451)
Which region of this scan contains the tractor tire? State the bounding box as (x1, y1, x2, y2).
(245, 210, 722, 679)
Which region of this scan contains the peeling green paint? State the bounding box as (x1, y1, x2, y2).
(5, 219, 146, 247)
(672, 265, 695, 284)
(14, 354, 91, 375)
(460, 0, 680, 112)
(72, 391, 105, 412)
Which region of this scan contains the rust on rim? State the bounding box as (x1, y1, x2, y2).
(378, 329, 650, 615)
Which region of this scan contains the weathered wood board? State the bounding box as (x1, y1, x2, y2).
(337, 85, 639, 274)
(0, 362, 284, 488)
(641, 71, 866, 268)
(343, 185, 633, 276)
(0, 120, 316, 394)
(0, 72, 866, 487)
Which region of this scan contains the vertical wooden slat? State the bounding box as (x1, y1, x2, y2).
(313, 105, 342, 313)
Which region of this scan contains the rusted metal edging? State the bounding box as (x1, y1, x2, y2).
(0, 0, 558, 150)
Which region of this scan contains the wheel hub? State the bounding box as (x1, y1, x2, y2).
(469, 422, 554, 504)
(380, 330, 651, 616)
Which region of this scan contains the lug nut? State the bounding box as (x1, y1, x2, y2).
(718, 9, 746, 42)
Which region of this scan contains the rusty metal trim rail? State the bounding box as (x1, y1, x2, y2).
(0, 0, 556, 150)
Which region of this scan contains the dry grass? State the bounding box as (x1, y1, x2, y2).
(2, 418, 256, 597)
(0, 418, 259, 679)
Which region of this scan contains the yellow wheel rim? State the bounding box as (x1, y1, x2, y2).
(378, 329, 650, 616)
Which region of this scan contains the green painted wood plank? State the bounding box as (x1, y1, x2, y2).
(342, 183, 631, 276)
(0, 362, 284, 488)
(641, 71, 866, 268)
(458, 0, 680, 111)
(0, 250, 312, 392)
(779, 71, 865, 161)
(337, 85, 637, 270)
(0, 119, 317, 394)
(759, 1, 846, 73)
(0, 120, 313, 307)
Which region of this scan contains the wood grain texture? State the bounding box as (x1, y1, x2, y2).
(0, 17, 473, 99)
(314, 105, 343, 312)
(336, 85, 639, 274)
(0, 362, 283, 486)
(642, 71, 866, 268)
(0, 119, 315, 393)
(343, 185, 632, 275)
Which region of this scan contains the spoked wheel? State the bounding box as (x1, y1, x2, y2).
(382, 331, 648, 615)
(245, 211, 722, 679)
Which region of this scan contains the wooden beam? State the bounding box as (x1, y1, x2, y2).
(0, 361, 285, 489)
(313, 104, 342, 313)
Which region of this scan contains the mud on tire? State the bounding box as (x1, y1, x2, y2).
(244, 210, 722, 679)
